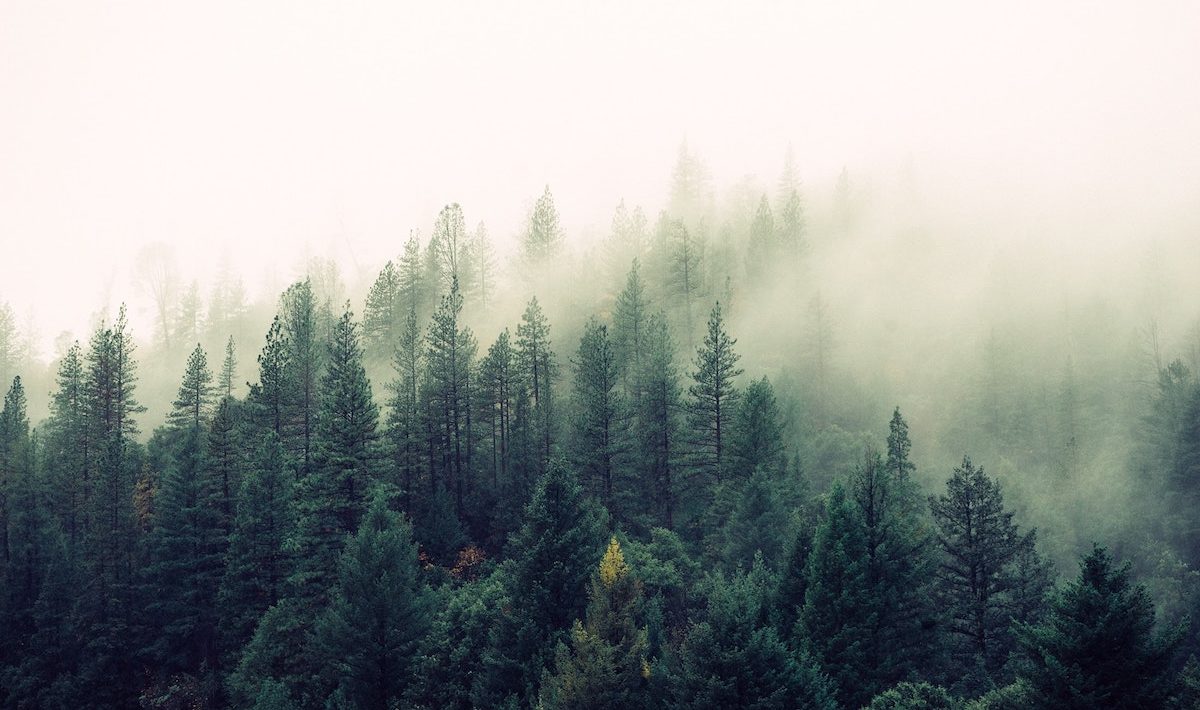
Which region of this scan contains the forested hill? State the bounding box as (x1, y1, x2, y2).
(1, 149, 1199, 708)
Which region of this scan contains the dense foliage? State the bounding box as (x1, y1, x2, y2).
(0, 151, 1197, 709)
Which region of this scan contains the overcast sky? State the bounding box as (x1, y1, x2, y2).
(2, 0, 1198, 355)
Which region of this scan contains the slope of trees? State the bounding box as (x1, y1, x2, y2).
(1, 151, 1199, 709)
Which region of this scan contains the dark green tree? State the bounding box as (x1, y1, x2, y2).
(669, 559, 835, 710)
(540, 537, 650, 710)
(1016, 546, 1182, 709)
(929, 456, 1052, 686)
(730, 376, 785, 479)
(314, 494, 431, 710)
(689, 302, 742, 486)
(571, 318, 628, 519)
(217, 434, 293, 665)
(800, 481, 875, 707)
(517, 296, 556, 474)
(362, 259, 400, 359)
(477, 461, 605, 707)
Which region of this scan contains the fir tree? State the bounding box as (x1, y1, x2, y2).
(517, 296, 556, 473)
(218, 335, 238, 400)
(635, 314, 683, 530)
(315, 495, 431, 710)
(540, 537, 650, 710)
(930, 456, 1052, 686)
(730, 376, 785, 479)
(669, 558, 835, 710)
(571, 318, 628, 519)
(521, 186, 565, 268)
(1016, 546, 1182, 709)
(800, 481, 876, 707)
(217, 434, 293, 667)
(478, 461, 605, 707)
(613, 259, 650, 401)
(363, 259, 400, 358)
(689, 302, 742, 485)
(425, 278, 476, 516)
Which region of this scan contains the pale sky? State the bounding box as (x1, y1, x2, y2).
(2, 0, 1199, 356)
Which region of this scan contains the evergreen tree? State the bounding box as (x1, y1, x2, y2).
(1016, 546, 1182, 709)
(169, 343, 214, 431)
(78, 304, 146, 706)
(667, 219, 704, 342)
(800, 481, 876, 707)
(635, 314, 683, 530)
(746, 194, 776, 278)
(425, 278, 476, 517)
(517, 296, 556, 473)
(930, 456, 1052, 686)
(613, 259, 650, 400)
(314, 495, 431, 710)
(280, 279, 323, 470)
(719, 466, 793, 570)
(478, 461, 605, 707)
(571, 318, 628, 519)
(431, 203, 472, 295)
(689, 302, 742, 486)
(44, 342, 89, 548)
(540, 537, 650, 710)
(290, 305, 379, 613)
(730, 376, 785, 479)
(387, 303, 424, 515)
(669, 558, 835, 710)
(521, 185, 565, 268)
(218, 434, 293, 666)
(397, 230, 426, 317)
(247, 315, 290, 441)
(218, 335, 238, 400)
(851, 449, 940, 699)
(362, 259, 400, 358)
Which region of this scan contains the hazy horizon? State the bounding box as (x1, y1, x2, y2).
(4, 0, 1199, 358)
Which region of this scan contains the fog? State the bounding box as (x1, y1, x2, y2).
(4, 2, 1200, 705)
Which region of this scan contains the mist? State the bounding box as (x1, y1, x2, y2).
(2, 1, 1200, 707)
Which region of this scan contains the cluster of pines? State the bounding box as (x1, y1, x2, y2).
(2, 191, 1200, 709)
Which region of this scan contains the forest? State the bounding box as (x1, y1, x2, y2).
(1, 143, 1199, 710)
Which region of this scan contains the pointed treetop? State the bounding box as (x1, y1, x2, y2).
(599, 536, 629, 589)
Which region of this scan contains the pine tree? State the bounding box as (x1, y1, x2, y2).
(719, 466, 793, 570)
(478, 461, 605, 707)
(207, 397, 240, 537)
(776, 147, 805, 261)
(44, 342, 89, 548)
(800, 481, 876, 707)
(746, 194, 776, 278)
(851, 449, 940, 699)
(315, 494, 431, 710)
(477, 328, 524, 542)
(667, 219, 704, 343)
(613, 259, 650, 401)
(431, 203, 472, 296)
(363, 260, 400, 358)
(1016, 546, 1182, 709)
(689, 302, 742, 486)
(571, 318, 628, 519)
(280, 279, 323, 470)
(730, 376, 785, 479)
(635, 314, 683, 530)
(79, 304, 146, 706)
(669, 558, 835, 710)
(540, 537, 650, 710)
(397, 230, 426, 317)
(169, 344, 214, 431)
(425, 278, 476, 516)
(218, 335, 238, 400)
(0, 376, 42, 676)
(217, 434, 293, 666)
(517, 296, 556, 473)
(521, 186, 565, 268)
(290, 305, 380, 613)
(144, 422, 224, 678)
(247, 316, 290, 442)
(387, 303, 424, 515)
(929, 456, 1052, 686)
